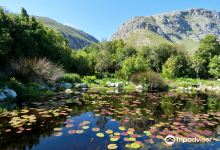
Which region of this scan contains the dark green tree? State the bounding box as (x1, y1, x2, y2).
(208, 55, 220, 78)
(21, 7, 29, 18)
(194, 35, 220, 78)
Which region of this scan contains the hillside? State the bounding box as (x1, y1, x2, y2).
(113, 8, 220, 52)
(36, 16, 99, 50)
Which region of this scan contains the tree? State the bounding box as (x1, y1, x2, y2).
(21, 7, 29, 18)
(118, 56, 149, 80)
(0, 8, 73, 71)
(195, 35, 220, 78)
(208, 55, 220, 78)
(152, 44, 176, 72)
(162, 54, 191, 79)
(95, 49, 114, 73)
(139, 44, 177, 72)
(191, 54, 206, 79)
(162, 55, 177, 79)
(198, 35, 220, 61)
(71, 51, 93, 75)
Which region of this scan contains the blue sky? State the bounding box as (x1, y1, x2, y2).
(1, 0, 220, 40)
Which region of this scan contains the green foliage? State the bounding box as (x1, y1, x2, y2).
(123, 29, 172, 48)
(35, 16, 99, 48)
(208, 96, 220, 111)
(71, 51, 94, 75)
(0, 7, 73, 71)
(7, 78, 25, 99)
(82, 76, 97, 84)
(7, 58, 64, 83)
(198, 35, 220, 61)
(194, 35, 220, 78)
(139, 44, 178, 72)
(190, 54, 206, 78)
(117, 56, 149, 80)
(21, 7, 29, 18)
(162, 56, 177, 79)
(95, 49, 114, 72)
(162, 52, 191, 79)
(130, 70, 168, 91)
(208, 55, 220, 78)
(6, 78, 54, 101)
(60, 73, 81, 83)
(170, 78, 220, 88)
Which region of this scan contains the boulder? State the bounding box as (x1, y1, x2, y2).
(106, 82, 115, 87)
(136, 85, 143, 92)
(75, 83, 88, 88)
(0, 92, 7, 101)
(3, 88, 17, 98)
(65, 89, 73, 94)
(106, 82, 123, 88)
(62, 83, 73, 89)
(115, 82, 123, 88)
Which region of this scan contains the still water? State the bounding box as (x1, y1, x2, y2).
(0, 92, 220, 150)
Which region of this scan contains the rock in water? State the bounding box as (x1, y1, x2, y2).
(3, 89, 17, 98)
(0, 92, 7, 101)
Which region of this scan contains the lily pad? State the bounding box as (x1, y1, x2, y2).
(54, 132, 63, 136)
(96, 133, 105, 138)
(107, 144, 118, 150)
(92, 127, 100, 132)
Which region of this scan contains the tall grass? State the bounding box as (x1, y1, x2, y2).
(6, 58, 64, 83)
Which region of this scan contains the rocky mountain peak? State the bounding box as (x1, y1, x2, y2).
(112, 8, 220, 47)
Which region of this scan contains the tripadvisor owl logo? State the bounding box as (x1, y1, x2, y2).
(164, 135, 175, 145)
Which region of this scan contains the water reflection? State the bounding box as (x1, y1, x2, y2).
(0, 92, 219, 150)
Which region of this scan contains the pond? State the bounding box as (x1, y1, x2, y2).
(0, 92, 220, 150)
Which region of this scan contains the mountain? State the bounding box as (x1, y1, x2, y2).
(113, 9, 220, 52)
(36, 16, 99, 50)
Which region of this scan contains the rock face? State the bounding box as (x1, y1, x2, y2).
(36, 16, 99, 50)
(113, 9, 220, 49)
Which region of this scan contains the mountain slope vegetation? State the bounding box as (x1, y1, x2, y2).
(36, 16, 99, 50)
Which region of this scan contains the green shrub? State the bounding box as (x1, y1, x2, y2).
(0, 72, 6, 82)
(60, 73, 81, 83)
(6, 78, 54, 101)
(208, 55, 220, 78)
(130, 70, 168, 91)
(7, 78, 26, 99)
(6, 58, 64, 83)
(118, 56, 149, 80)
(82, 76, 97, 84)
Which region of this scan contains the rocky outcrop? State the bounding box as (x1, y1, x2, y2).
(113, 8, 220, 44)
